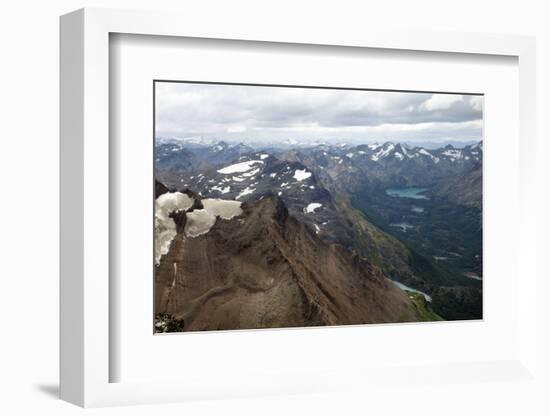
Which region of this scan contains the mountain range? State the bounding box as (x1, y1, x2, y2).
(154, 138, 482, 331)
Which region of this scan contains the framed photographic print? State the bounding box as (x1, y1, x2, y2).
(60, 8, 538, 408)
(152, 81, 483, 333)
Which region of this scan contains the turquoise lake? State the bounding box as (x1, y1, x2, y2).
(385, 187, 429, 200)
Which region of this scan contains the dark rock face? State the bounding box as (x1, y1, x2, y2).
(155, 195, 418, 332)
(155, 180, 170, 198)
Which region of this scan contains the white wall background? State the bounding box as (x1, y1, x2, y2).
(0, 1, 548, 415)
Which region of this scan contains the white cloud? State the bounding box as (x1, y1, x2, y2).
(155, 82, 483, 144)
(227, 125, 247, 133)
(422, 94, 463, 111)
(469, 96, 483, 111)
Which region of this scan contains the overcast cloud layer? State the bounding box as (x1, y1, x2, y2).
(155, 82, 483, 145)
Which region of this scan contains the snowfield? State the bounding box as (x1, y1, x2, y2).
(293, 169, 312, 181)
(185, 199, 242, 238)
(236, 186, 255, 200)
(211, 185, 230, 194)
(304, 202, 323, 213)
(184, 209, 217, 238)
(154, 192, 194, 264)
(202, 199, 243, 219)
(240, 168, 260, 178)
(217, 160, 264, 174)
(155, 191, 243, 255)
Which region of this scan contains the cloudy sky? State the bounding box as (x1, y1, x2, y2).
(155, 82, 483, 145)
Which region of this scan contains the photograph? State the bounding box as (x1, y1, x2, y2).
(153, 81, 483, 333)
(1, 0, 544, 412)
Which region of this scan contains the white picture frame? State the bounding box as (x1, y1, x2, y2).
(60, 7, 538, 408)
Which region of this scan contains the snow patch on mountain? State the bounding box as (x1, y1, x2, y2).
(211, 185, 230, 194)
(400, 146, 413, 158)
(236, 186, 255, 199)
(241, 168, 260, 178)
(185, 209, 217, 238)
(371, 144, 395, 161)
(304, 203, 323, 213)
(155, 192, 195, 264)
(442, 149, 462, 161)
(201, 199, 242, 219)
(217, 160, 264, 174)
(185, 199, 242, 238)
(417, 148, 440, 163)
(293, 169, 312, 181)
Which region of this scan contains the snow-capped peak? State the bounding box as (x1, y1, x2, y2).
(371, 143, 395, 161)
(442, 149, 463, 161)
